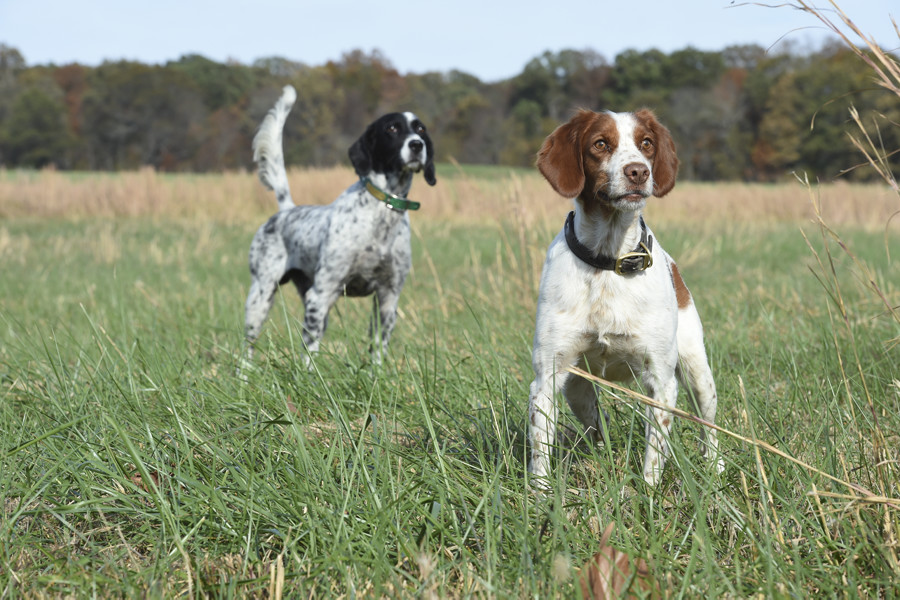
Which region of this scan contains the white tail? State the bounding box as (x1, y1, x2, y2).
(252, 85, 297, 211)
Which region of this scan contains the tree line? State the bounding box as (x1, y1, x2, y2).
(0, 41, 896, 181)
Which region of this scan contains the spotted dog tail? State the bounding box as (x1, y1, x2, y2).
(252, 85, 296, 211)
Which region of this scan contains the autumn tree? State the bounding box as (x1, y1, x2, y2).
(0, 40, 893, 180)
(406, 70, 498, 164)
(80, 61, 207, 170)
(282, 65, 344, 166)
(755, 43, 896, 180)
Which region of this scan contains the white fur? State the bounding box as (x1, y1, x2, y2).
(400, 112, 426, 170)
(252, 85, 297, 211)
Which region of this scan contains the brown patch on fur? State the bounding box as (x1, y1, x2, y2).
(633, 109, 679, 197)
(537, 109, 679, 220)
(670, 262, 692, 309)
(536, 110, 620, 217)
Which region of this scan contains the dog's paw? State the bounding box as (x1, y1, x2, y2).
(642, 468, 663, 487)
(528, 476, 552, 495)
(236, 356, 256, 382)
(714, 456, 725, 475)
(527, 461, 553, 494)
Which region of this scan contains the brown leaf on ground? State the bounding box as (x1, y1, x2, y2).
(130, 471, 160, 493)
(579, 523, 660, 599)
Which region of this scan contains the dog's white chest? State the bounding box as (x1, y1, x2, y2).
(566, 263, 676, 381)
(582, 271, 643, 337)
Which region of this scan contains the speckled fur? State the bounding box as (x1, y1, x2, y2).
(243, 86, 436, 365)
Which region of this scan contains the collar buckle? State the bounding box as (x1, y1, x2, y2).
(564, 211, 654, 275)
(614, 241, 653, 275)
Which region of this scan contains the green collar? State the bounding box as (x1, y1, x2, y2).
(363, 178, 420, 211)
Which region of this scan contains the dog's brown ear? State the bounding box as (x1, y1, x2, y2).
(636, 109, 678, 198)
(536, 114, 589, 199)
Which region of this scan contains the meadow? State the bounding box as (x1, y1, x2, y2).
(1, 166, 899, 597)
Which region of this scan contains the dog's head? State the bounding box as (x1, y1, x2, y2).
(349, 112, 436, 186)
(536, 109, 677, 214)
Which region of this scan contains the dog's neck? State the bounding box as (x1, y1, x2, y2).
(572, 203, 644, 259)
(364, 170, 415, 199)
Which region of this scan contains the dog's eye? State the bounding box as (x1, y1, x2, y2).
(641, 138, 653, 150)
(387, 124, 399, 134)
(593, 140, 608, 151)
(415, 124, 426, 134)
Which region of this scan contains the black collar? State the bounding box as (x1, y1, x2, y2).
(564, 211, 654, 275)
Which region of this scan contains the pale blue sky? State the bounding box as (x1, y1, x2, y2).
(1, 1, 896, 82)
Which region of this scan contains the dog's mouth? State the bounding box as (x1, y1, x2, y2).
(609, 190, 649, 204)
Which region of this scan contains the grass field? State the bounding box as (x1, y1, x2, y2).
(1, 167, 899, 597)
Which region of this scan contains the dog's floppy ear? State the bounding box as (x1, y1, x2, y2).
(419, 132, 437, 185)
(423, 134, 437, 186)
(424, 160, 436, 186)
(420, 125, 437, 185)
(536, 112, 590, 198)
(635, 109, 679, 198)
(349, 127, 373, 178)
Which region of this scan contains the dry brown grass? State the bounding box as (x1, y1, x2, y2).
(1, 165, 897, 230)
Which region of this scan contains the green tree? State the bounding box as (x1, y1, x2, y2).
(755, 44, 887, 180)
(499, 99, 548, 166)
(407, 70, 498, 163)
(283, 66, 344, 166)
(508, 50, 610, 121)
(327, 50, 394, 136)
(168, 54, 258, 111)
(0, 44, 26, 153)
(1, 86, 71, 167)
(607, 49, 668, 109)
(663, 47, 725, 90)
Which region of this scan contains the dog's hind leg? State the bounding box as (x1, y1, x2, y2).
(244, 277, 280, 359)
(242, 230, 288, 366)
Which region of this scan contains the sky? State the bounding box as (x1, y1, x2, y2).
(1, 0, 897, 82)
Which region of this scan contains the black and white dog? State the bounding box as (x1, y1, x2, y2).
(243, 85, 436, 365)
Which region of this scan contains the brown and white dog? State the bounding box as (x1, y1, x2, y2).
(527, 109, 724, 488)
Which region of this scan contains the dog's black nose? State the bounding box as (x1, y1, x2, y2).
(409, 139, 424, 154)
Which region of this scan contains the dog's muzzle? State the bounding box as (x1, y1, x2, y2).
(404, 138, 426, 170)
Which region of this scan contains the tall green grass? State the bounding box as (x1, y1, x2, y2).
(1, 210, 898, 597)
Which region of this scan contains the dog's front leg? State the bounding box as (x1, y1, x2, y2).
(370, 286, 402, 364)
(301, 282, 342, 363)
(528, 354, 576, 490)
(528, 377, 560, 489)
(641, 369, 679, 486)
